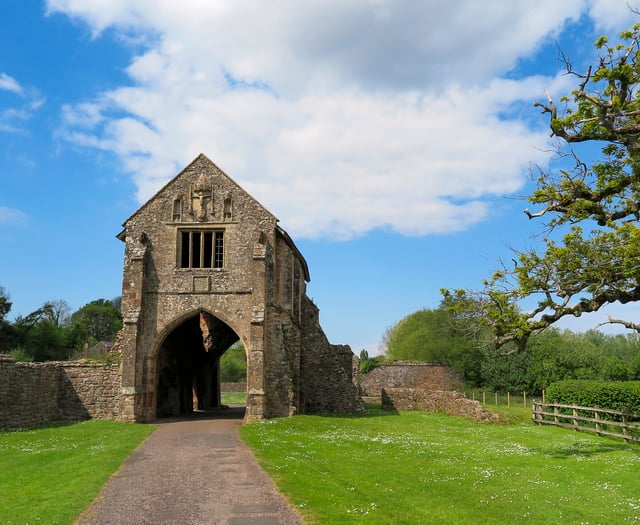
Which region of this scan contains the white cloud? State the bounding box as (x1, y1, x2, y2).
(0, 206, 28, 225)
(556, 303, 640, 335)
(587, 0, 640, 31)
(0, 73, 23, 95)
(0, 72, 44, 134)
(49, 0, 627, 239)
(48, 0, 585, 92)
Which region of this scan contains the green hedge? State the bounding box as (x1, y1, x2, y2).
(546, 380, 640, 414)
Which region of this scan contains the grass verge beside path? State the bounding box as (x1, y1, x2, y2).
(221, 391, 247, 405)
(0, 420, 155, 525)
(240, 406, 640, 524)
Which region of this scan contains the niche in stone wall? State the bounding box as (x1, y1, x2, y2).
(172, 197, 183, 222)
(223, 192, 233, 221)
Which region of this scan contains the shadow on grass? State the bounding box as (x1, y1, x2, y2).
(0, 419, 83, 435)
(313, 404, 400, 419)
(538, 438, 640, 459)
(157, 405, 246, 424)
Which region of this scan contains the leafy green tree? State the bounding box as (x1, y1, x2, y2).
(0, 285, 10, 321)
(21, 320, 71, 361)
(9, 347, 32, 362)
(480, 347, 531, 392)
(359, 349, 384, 375)
(220, 342, 247, 382)
(42, 300, 72, 327)
(445, 23, 640, 350)
(439, 292, 496, 386)
(479, 328, 639, 392)
(603, 357, 631, 380)
(519, 329, 605, 391)
(0, 286, 15, 352)
(12, 302, 74, 361)
(630, 352, 640, 379)
(386, 309, 455, 362)
(384, 306, 484, 385)
(69, 299, 123, 347)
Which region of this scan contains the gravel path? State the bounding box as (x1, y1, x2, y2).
(75, 407, 304, 525)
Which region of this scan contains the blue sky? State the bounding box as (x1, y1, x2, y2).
(2, 1, 639, 354)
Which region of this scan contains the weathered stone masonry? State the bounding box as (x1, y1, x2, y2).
(0, 154, 362, 428)
(361, 362, 496, 422)
(0, 355, 120, 428)
(115, 154, 362, 422)
(360, 361, 464, 397)
(381, 389, 499, 422)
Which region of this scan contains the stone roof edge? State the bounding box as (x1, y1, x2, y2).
(117, 153, 279, 234)
(276, 225, 311, 282)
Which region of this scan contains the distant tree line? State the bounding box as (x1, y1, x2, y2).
(220, 342, 247, 382)
(0, 285, 122, 362)
(378, 299, 640, 394)
(1, 285, 249, 380)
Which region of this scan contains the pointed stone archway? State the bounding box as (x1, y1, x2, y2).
(116, 154, 362, 423)
(154, 311, 241, 418)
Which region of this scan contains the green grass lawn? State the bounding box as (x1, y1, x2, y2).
(240, 406, 640, 524)
(221, 391, 247, 405)
(0, 420, 155, 525)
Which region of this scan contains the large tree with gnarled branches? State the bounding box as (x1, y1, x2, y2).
(443, 22, 640, 352)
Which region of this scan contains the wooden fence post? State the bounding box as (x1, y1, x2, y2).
(531, 403, 639, 443)
(622, 414, 629, 442)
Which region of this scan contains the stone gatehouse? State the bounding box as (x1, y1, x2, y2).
(116, 154, 362, 422)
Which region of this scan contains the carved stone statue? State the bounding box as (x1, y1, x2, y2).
(191, 172, 212, 221)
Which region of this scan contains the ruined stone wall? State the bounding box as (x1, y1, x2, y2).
(0, 355, 60, 428)
(381, 388, 499, 422)
(299, 297, 363, 414)
(220, 382, 247, 392)
(361, 361, 463, 396)
(60, 363, 121, 420)
(0, 355, 120, 428)
(262, 308, 299, 417)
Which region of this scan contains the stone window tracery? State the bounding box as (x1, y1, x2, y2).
(178, 229, 224, 269)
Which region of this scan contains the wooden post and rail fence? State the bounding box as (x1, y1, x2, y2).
(531, 402, 640, 443)
(470, 390, 535, 407)
(471, 391, 640, 443)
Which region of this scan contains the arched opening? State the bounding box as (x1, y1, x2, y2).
(155, 311, 240, 418)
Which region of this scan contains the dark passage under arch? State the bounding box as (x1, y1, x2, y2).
(155, 312, 239, 418)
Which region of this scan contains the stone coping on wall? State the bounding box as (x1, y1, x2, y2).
(381, 388, 500, 423)
(220, 382, 247, 392)
(0, 355, 117, 367)
(0, 355, 121, 428)
(360, 361, 464, 396)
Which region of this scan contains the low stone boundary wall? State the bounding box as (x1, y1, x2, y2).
(381, 388, 499, 422)
(60, 363, 121, 420)
(0, 355, 120, 428)
(221, 382, 247, 392)
(361, 362, 464, 396)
